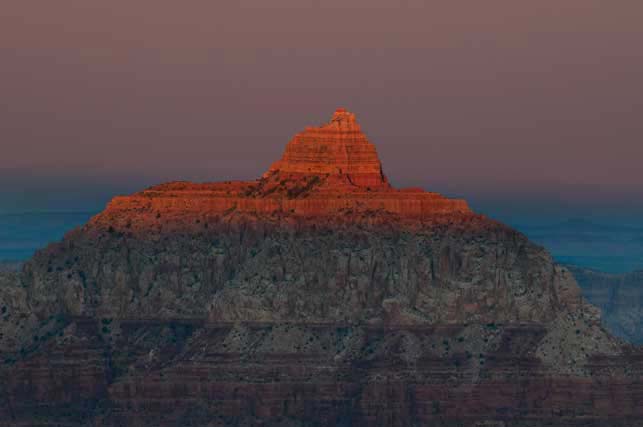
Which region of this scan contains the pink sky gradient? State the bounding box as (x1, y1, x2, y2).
(1, 1, 642, 222)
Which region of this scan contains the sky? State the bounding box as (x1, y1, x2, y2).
(1, 0, 643, 226)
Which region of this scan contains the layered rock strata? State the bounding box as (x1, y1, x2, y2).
(265, 108, 390, 188)
(2, 318, 642, 427)
(0, 109, 640, 426)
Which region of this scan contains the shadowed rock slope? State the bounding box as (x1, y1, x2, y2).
(0, 109, 641, 427)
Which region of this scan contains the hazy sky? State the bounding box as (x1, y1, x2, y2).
(1, 1, 642, 224)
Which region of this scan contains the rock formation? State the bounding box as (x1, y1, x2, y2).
(95, 108, 468, 229)
(264, 108, 390, 188)
(0, 109, 641, 426)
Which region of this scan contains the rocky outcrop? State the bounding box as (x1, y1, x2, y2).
(264, 108, 390, 189)
(0, 109, 640, 426)
(569, 265, 643, 344)
(91, 108, 469, 231)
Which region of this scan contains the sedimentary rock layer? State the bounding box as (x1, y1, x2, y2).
(265, 108, 390, 188)
(0, 109, 640, 426)
(2, 318, 642, 427)
(87, 109, 469, 232)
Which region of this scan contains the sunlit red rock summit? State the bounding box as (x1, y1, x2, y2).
(265, 108, 390, 188)
(93, 109, 470, 232)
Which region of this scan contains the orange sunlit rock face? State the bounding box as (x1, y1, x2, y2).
(91, 109, 471, 233)
(265, 108, 390, 188)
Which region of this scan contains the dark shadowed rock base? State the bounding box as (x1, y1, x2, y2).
(2, 318, 642, 427)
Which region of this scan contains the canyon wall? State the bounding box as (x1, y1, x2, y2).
(0, 109, 640, 426)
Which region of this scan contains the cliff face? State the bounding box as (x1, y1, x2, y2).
(15, 215, 590, 328)
(265, 108, 390, 189)
(0, 109, 641, 426)
(569, 265, 643, 344)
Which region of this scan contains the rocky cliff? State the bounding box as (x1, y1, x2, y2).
(569, 265, 643, 345)
(0, 109, 641, 426)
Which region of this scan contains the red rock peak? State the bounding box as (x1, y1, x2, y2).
(265, 108, 389, 188)
(92, 108, 472, 231)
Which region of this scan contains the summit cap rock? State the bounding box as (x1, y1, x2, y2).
(265, 108, 387, 188)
